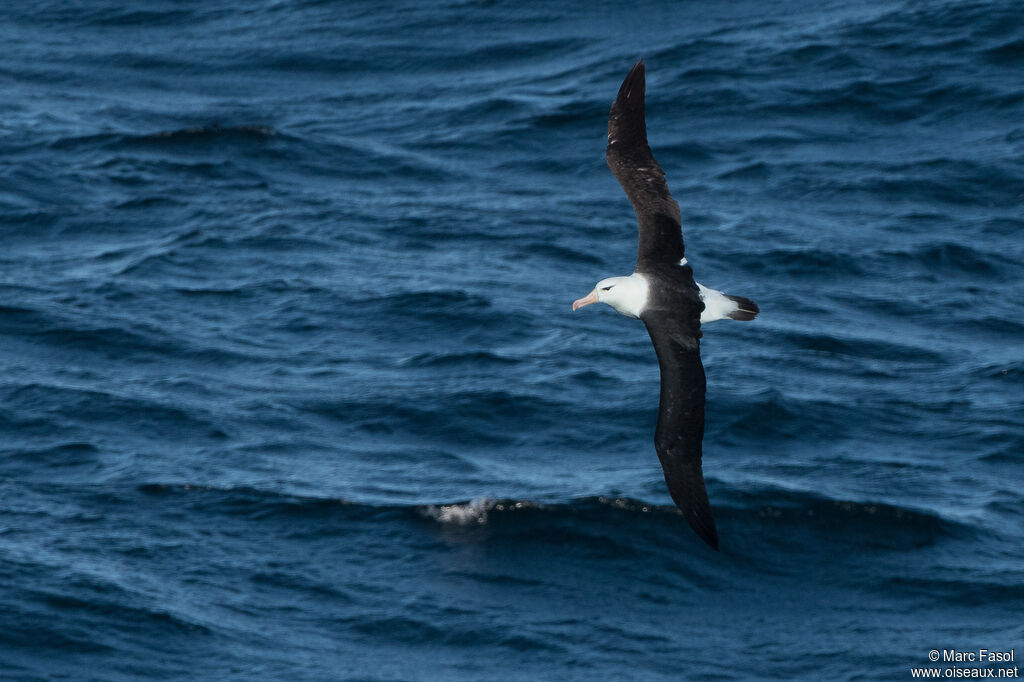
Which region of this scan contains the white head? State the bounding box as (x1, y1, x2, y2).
(571, 273, 649, 319)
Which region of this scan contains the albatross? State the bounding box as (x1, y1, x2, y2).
(572, 59, 759, 550)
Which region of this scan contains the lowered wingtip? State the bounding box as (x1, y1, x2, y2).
(683, 502, 720, 550)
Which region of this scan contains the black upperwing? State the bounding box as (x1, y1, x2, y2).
(610, 60, 717, 549)
(606, 59, 684, 271)
(640, 268, 718, 550)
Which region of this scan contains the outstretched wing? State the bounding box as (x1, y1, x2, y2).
(610, 59, 716, 549)
(606, 59, 684, 271)
(641, 310, 718, 550)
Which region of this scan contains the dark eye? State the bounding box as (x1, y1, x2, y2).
(601, 286, 613, 291)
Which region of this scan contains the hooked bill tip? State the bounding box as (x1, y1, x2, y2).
(572, 290, 599, 311)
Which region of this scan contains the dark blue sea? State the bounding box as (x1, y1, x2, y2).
(2, 1, 1022, 679)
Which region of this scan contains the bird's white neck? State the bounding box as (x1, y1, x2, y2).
(597, 272, 649, 318)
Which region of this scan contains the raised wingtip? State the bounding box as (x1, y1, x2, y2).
(621, 58, 645, 93)
(609, 58, 648, 146)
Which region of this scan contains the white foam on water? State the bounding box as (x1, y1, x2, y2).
(426, 498, 492, 525)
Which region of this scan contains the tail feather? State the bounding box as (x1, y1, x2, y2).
(696, 283, 760, 324)
(725, 294, 759, 321)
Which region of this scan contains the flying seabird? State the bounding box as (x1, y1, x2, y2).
(572, 60, 759, 550)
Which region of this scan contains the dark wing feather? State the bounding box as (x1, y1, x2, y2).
(606, 59, 684, 270)
(610, 60, 716, 548)
(641, 302, 718, 550)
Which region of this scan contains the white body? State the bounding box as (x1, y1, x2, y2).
(595, 273, 742, 324)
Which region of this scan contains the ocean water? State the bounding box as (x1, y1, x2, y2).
(2, 0, 1022, 679)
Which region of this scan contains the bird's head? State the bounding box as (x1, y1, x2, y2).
(572, 274, 647, 318)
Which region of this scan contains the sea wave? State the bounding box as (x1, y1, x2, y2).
(135, 483, 970, 547)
